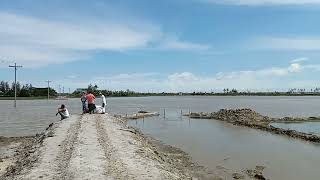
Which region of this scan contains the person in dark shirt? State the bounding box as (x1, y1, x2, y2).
(81, 91, 88, 114)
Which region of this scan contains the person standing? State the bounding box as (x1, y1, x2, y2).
(86, 91, 96, 114)
(100, 92, 107, 114)
(81, 91, 87, 114)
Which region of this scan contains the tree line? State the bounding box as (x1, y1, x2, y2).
(72, 84, 146, 97)
(3, 81, 320, 98)
(71, 84, 180, 97)
(71, 84, 320, 98)
(0, 81, 57, 97)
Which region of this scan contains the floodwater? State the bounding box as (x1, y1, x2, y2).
(272, 122, 320, 136)
(1, 96, 320, 179)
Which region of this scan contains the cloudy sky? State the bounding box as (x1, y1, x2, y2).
(1, 0, 320, 92)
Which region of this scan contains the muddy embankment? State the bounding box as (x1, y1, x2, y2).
(0, 123, 55, 179)
(1, 114, 242, 180)
(186, 109, 320, 143)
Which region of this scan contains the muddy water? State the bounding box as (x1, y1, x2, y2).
(1, 96, 320, 179)
(0, 99, 82, 137)
(271, 122, 320, 136)
(2, 96, 320, 137)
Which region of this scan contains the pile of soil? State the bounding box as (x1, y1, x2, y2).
(189, 108, 270, 123)
(212, 109, 270, 123)
(188, 108, 320, 143)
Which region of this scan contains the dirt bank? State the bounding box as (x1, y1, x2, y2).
(1, 114, 246, 180)
(0, 136, 34, 177)
(187, 108, 320, 143)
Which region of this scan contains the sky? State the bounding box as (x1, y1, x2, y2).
(1, 0, 320, 92)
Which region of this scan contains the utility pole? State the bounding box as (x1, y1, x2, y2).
(45, 80, 52, 100)
(9, 63, 23, 108)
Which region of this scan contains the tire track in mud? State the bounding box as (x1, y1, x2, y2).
(54, 115, 83, 180)
(95, 115, 131, 179)
(68, 115, 109, 179)
(14, 116, 83, 180)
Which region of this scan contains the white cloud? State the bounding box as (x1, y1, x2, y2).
(159, 38, 210, 51)
(168, 72, 199, 82)
(288, 63, 302, 73)
(164, 61, 320, 92)
(47, 61, 320, 92)
(215, 63, 302, 79)
(0, 12, 160, 67)
(203, 0, 320, 6)
(304, 64, 320, 71)
(0, 12, 209, 67)
(95, 73, 159, 82)
(255, 37, 320, 50)
(66, 75, 78, 79)
(291, 57, 308, 63)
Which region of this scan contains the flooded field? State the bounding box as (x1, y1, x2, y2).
(1, 96, 320, 179)
(272, 122, 320, 136)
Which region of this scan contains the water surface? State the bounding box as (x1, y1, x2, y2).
(1, 96, 320, 179)
(3, 96, 320, 136)
(272, 122, 320, 136)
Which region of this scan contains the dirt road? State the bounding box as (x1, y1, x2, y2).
(8, 114, 193, 180)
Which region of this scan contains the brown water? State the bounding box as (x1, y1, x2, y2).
(1, 96, 320, 179)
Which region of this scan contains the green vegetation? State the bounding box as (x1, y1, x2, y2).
(0, 81, 57, 98)
(2, 81, 320, 99)
(70, 84, 320, 97)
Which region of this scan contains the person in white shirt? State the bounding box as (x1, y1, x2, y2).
(56, 104, 70, 120)
(101, 93, 107, 114)
(94, 93, 107, 114)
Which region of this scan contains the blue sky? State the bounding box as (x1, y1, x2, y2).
(1, 0, 320, 92)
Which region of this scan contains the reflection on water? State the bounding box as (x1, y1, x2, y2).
(271, 122, 320, 136)
(2, 96, 320, 179)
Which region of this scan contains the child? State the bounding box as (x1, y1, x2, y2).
(56, 104, 70, 120)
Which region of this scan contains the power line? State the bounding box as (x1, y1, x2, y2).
(45, 80, 52, 100)
(9, 63, 23, 108)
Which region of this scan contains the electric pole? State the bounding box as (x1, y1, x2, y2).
(45, 80, 52, 100)
(9, 63, 23, 108)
